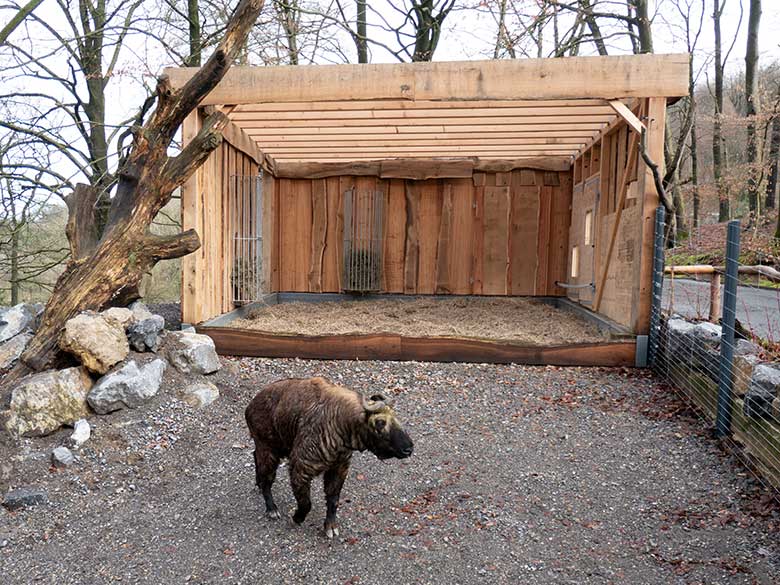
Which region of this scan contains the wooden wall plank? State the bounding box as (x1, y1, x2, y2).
(536, 185, 552, 294)
(322, 176, 341, 292)
(384, 179, 407, 293)
(510, 170, 540, 295)
(403, 182, 420, 293)
(309, 179, 328, 292)
(482, 185, 511, 294)
(416, 180, 443, 294)
(435, 184, 454, 293)
(548, 173, 572, 296)
(472, 184, 484, 294)
(449, 179, 475, 294)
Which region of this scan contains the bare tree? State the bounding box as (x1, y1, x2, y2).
(744, 0, 761, 218)
(2, 0, 267, 389)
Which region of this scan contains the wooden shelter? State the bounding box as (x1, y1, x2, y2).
(168, 53, 689, 366)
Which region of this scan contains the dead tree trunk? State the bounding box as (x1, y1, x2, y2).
(3, 0, 266, 389)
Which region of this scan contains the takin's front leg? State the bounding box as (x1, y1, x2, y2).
(323, 460, 350, 539)
(289, 465, 314, 525)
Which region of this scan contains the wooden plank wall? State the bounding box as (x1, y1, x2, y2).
(568, 114, 646, 331)
(272, 169, 571, 296)
(181, 110, 262, 324)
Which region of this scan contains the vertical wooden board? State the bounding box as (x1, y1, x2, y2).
(495, 172, 510, 187)
(416, 179, 443, 294)
(615, 125, 628, 212)
(472, 173, 486, 187)
(181, 112, 200, 323)
(278, 179, 294, 291)
(384, 179, 407, 293)
(435, 184, 454, 293)
(482, 186, 510, 295)
(216, 144, 226, 313)
(633, 97, 666, 334)
(536, 186, 552, 295)
(519, 169, 536, 186)
(309, 179, 328, 292)
(404, 181, 420, 294)
(448, 178, 474, 294)
(261, 171, 275, 293)
(547, 175, 572, 296)
(510, 172, 540, 295)
(322, 176, 341, 292)
(484, 173, 497, 187)
(472, 185, 484, 295)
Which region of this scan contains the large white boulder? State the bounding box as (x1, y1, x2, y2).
(60, 313, 129, 375)
(164, 332, 220, 375)
(87, 359, 167, 414)
(4, 367, 93, 437)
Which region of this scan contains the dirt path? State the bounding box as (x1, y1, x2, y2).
(2, 358, 779, 584)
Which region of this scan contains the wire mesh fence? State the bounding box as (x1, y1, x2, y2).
(649, 208, 780, 497)
(231, 173, 263, 305)
(342, 188, 384, 293)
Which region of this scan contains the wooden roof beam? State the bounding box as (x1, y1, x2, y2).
(165, 54, 689, 105)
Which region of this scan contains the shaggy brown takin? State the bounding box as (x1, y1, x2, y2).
(244, 377, 414, 538)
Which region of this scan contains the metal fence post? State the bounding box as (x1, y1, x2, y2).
(648, 205, 666, 367)
(716, 219, 740, 438)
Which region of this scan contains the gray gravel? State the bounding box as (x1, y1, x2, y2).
(1, 358, 780, 584)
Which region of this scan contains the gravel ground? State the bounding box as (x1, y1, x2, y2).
(2, 359, 780, 584)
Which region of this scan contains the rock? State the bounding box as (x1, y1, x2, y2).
(129, 301, 154, 323)
(51, 446, 75, 468)
(0, 303, 37, 343)
(69, 419, 91, 447)
(666, 318, 695, 356)
(744, 365, 780, 420)
(87, 359, 167, 414)
(181, 380, 220, 408)
(735, 339, 761, 356)
(5, 367, 93, 437)
(0, 331, 32, 371)
(127, 315, 165, 352)
(60, 313, 129, 374)
(165, 332, 220, 375)
(751, 364, 780, 394)
(744, 385, 775, 420)
(733, 354, 760, 397)
(2, 487, 48, 510)
(101, 307, 134, 330)
(692, 322, 722, 349)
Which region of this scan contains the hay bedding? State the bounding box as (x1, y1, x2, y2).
(230, 297, 608, 345)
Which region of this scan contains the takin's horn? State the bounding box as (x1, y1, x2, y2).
(362, 392, 394, 412)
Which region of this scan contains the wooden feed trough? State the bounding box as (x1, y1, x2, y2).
(168, 54, 689, 366)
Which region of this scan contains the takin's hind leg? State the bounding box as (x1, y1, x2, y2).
(253, 444, 281, 519)
(289, 465, 314, 525)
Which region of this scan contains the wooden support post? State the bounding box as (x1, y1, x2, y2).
(633, 97, 667, 334)
(181, 110, 202, 325)
(709, 272, 722, 323)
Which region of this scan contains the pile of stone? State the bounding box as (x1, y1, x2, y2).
(0, 301, 221, 440)
(663, 317, 780, 421)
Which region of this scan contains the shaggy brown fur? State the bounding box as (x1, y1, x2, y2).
(245, 376, 413, 538)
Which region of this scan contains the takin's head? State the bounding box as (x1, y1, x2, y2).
(360, 392, 414, 461)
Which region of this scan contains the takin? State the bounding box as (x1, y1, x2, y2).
(244, 376, 414, 538)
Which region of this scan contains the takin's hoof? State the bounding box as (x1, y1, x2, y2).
(292, 512, 307, 525)
(324, 524, 340, 539)
(266, 509, 281, 520)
